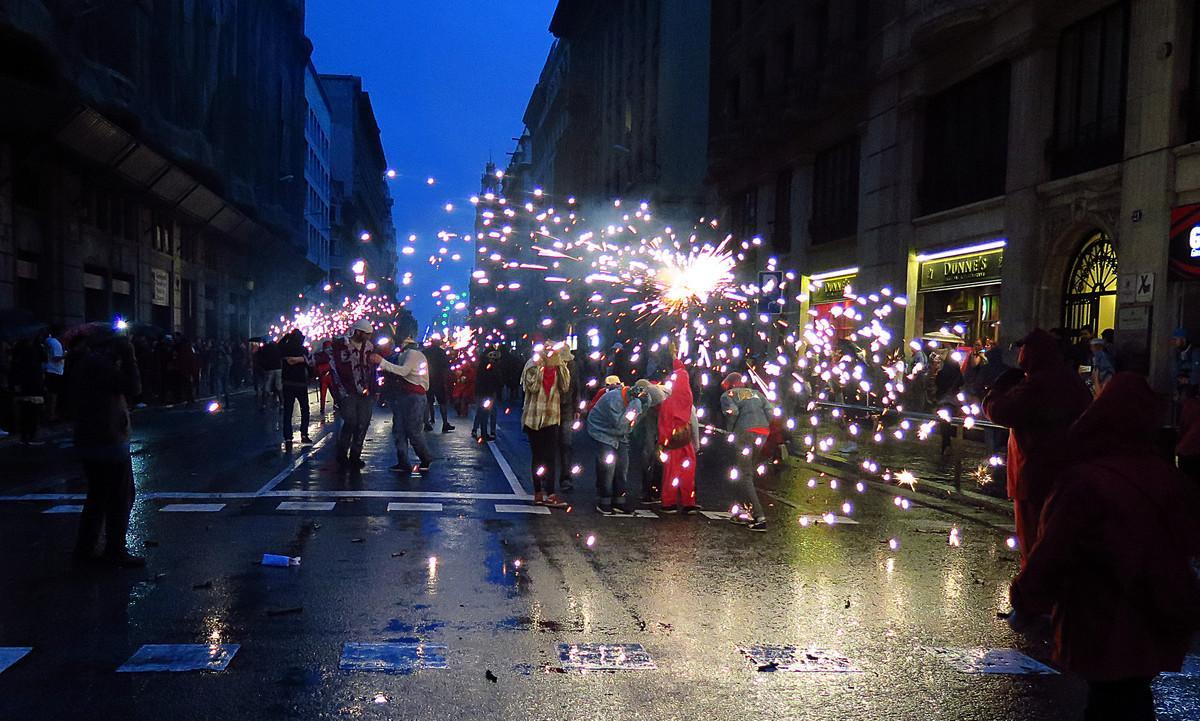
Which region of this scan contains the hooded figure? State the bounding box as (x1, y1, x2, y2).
(1011, 373, 1200, 719)
(658, 357, 698, 511)
(984, 329, 1092, 565)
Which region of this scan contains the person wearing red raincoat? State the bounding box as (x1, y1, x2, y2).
(657, 357, 698, 513)
(314, 341, 334, 416)
(984, 328, 1091, 565)
(1010, 373, 1200, 721)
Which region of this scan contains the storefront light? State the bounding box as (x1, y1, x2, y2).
(915, 239, 1006, 263)
(810, 266, 860, 281)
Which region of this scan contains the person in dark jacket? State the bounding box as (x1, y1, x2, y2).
(1177, 385, 1200, 484)
(11, 337, 46, 445)
(1010, 373, 1200, 721)
(279, 329, 312, 446)
(73, 333, 143, 568)
(423, 336, 454, 433)
(721, 372, 774, 531)
(630, 379, 665, 504)
(472, 347, 502, 441)
(985, 328, 1092, 566)
(174, 335, 197, 406)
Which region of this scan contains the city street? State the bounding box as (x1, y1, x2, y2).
(1, 395, 1196, 720)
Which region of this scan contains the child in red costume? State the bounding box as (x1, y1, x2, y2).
(657, 357, 698, 513)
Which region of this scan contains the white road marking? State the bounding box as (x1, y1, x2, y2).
(160, 503, 226, 513)
(486, 440, 528, 497)
(699, 511, 731, 520)
(495, 503, 551, 515)
(276, 501, 336, 511)
(265, 490, 525, 501)
(387, 502, 443, 512)
(42, 505, 84, 514)
(254, 434, 332, 496)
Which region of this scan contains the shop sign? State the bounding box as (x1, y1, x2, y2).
(1118, 305, 1151, 331)
(811, 274, 856, 305)
(152, 269, 169, 307)
(919, 249, 1004, 292)
(1170, 203, 1200, 280)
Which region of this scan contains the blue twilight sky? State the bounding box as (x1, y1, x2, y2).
(306, 0, 558, 331)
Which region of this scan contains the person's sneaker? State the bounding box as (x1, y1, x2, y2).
(105, 552, 147, 568)
(442, 424, 455, 433)
(660, 505, 678, 514)
(610, 506, 631, 515)
(747, 520, 768, 532)
(542, 494, 569, 508)
(423, 423, 434, 432)
(417, 461, 433, 472)
(533, 492, 545, 505)
(641, 496, 662, 506)
(300, 436, 313, 446)
(682, 505, 701, 516)
(595, 503, 614, 516)
(389, 462, 412, 472)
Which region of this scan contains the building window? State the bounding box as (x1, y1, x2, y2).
(920, 63, 1011, 215)
(1052, 2, 1129, 178)
(810, 137, 859, 245)
(1062, 230, 1118, 335)
(773, 169, 792, 253)
(736, 187, 759, 240)
(152, 214, 174, 255)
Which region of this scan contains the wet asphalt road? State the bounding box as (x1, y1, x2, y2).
(0, 393, 1197, 720)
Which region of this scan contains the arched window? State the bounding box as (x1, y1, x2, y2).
(1061, 231, 1118, 335)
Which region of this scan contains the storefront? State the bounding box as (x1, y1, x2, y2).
(915, 240, 1005, 345)
(808, 267, 858, 338)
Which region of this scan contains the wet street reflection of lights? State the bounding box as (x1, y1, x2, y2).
(427, 556, 438, 593)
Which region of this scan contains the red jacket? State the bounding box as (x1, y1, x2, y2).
(1012, 373, 1200, 681)
(984, 329, 1092, 500)
(1178, 397, 1200, 457)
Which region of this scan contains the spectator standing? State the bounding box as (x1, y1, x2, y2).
(586, 377, 641, 514)
(720, 372, 773, 531)
(521, 344, 570, 508)
(73, 333, 143, 568)
(984, 328, 1092, 566)
(174, 335, 197, 406)
(374, 336, 433, 472)
(473, 347, 502, 441)
(11, 337, 46, 445)
(1172, 328, 1200, 398)
(1010, 373, 1200, 721)
(1178, 386, 1200, 484)
(328, 319, 377, 469)
(210, 340, 231, 406)
(557, 346, 581, 492)
(314, 340, 334, 416)
(279, 329, 313, 446)
(423, 336, 454, 433)
(43, 325, 64, 422)
(1088, 336, 1115, 395)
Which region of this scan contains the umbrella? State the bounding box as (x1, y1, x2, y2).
(60, 321, 117, 345)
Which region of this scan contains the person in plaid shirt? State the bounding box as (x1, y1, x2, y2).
(522, 343, 571, 507)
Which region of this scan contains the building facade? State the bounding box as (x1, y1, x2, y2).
(0, 0, 320, 338)
(319, 74, 397, 296)
(304, 62, 333, 279)
(708, 0, 1200, 392)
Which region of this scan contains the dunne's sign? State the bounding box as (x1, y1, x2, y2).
(811, 273, 856, 305)
(919, 248, 1004, 291)
(1170, 203, 1200, 280)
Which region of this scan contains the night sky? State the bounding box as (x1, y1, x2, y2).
(305, 0, 558, 333)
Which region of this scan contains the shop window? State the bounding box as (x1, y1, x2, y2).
(1052, 3, 1129, 178)
(810, 136, 859, 245)
(920, 63, 1010, 215)
(1062, 231, 1118, 335)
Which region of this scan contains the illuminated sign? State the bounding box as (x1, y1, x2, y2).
(919, 248, 1004, 291)
(1171, 204, 1200, 280)
(811, 273, 856, 305)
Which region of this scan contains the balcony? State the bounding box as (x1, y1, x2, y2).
(908, 0, 995, 49)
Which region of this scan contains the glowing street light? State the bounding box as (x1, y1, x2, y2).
(385, 169, 397, 179)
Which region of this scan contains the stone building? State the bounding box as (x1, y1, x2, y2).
(304, 62, 333, 280)
(319, 74, 397, 296)
(708, 0, 1200, 391)
(0, 0, 321, 338)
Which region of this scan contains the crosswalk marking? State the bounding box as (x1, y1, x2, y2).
(739, 646, 859, 673)
(339, 642, 448, 672)
(495, 503, 551, 515)
(276, 501, 336, 511)
(486, 440, 529, 497)
(926, 648, 1058, 675)
(558, 643, 656, 671)
(387, 502, 443, 512)
(0, 647, 32, 674)
(699, 511, 730, 520)
(42, 505, 84, 514)
(160, 503, 226, 513)
(117, 644, 240, 672)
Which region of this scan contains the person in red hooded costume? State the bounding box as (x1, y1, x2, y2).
(657, 348, 699, 513)
(1010, 373, 1200, 720)
(984, 329, 1092, 565)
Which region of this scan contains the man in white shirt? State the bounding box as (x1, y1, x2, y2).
(372, 336, 433, 472)
(43, 326, 65, 423)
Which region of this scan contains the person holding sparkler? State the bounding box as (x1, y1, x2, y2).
(720, 372, 773, 531)
(658, 344, 699, 514)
